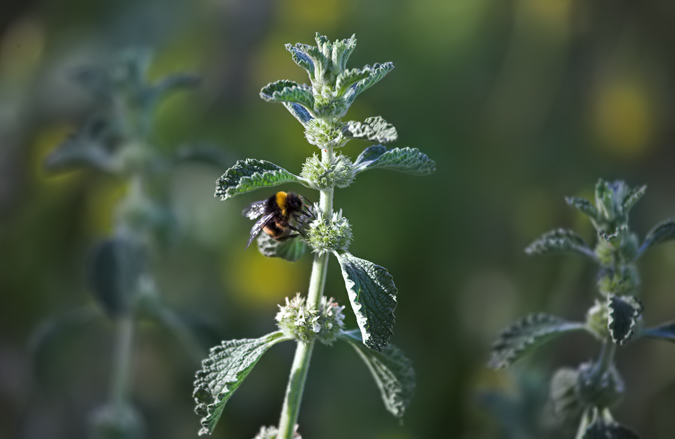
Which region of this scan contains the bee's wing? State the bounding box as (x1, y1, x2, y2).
(242, 200, 267, 219)
(246, 212, 275, 248)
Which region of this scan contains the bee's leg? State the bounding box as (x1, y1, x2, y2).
(288, 225, 306, 237)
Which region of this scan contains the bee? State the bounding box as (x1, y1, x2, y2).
(242, 191, 313, 248)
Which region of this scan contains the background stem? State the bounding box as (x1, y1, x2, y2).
(109, 314, 135, 411)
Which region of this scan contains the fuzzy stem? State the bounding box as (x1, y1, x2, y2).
(277, 147, 335, 439)
(109, 314, 135, 411)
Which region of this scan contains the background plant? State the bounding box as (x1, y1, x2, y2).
(489, 180, 675, 438)
(34, 50, 224, 439)
(192, 33, 434, 438)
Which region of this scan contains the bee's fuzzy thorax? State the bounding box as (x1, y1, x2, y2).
(276, 191, 288, 215)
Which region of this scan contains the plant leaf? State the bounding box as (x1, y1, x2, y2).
(637, 219, 675, 256)
(283, 102, 313, 125)
(87, 237, 146, 319)
(524, 229, 596, 259)
(608, 295, 643, 345)
(621, 184, 647, 213)
(639, 320, 675, 343)
(342, 116, 398, 144)
(332, 34, 357, 74)
(565, 196, 599, 221)
(336, 62, 394, 99)
(334, 251, 398, 351)
(260, 80, 314, 112)
(257, 233, 307, 262)
(214, 159, 305, 201)
(44, 117, 117, 172)
(193, 331, 291, 436)
(339, 329, 415, 418)
(489, 314, 586, 369)
(285, 43, 316, 78)
(353, 146, 435, 176)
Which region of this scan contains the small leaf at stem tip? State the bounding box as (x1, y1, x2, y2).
(342, 116, 398, 144)
(336, 62, 395, 99)
(637, 219, 675, 257)
(489, 313, 587, 369)
(621, 184, 647, 214)
(339, 329, 415, 418)
(214, 159, 305, 200)
(283, 102, 313, 125)
(260, 80, 315, 112)
(524, 228, 596, 260)
(334, 251, 398, 352)
(565, 196, 598, 221)
(353, 146, 435, 175)
(193, 331, 291, 436)
(607, 295, 643, 345)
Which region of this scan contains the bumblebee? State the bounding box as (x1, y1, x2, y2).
(242, 191, 313, 248)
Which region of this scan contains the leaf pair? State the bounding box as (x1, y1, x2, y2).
(192, 329, 414, 435)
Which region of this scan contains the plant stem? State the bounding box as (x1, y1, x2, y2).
(109, 314, 135, 411)
(277, 147, 335, 438)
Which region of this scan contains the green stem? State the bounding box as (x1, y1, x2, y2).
(109, 314, 135, 411)
(277, 147, 334, 439)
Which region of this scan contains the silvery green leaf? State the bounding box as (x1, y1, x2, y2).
(565, 196, 598, 221)
(283, 102, 313, 125)
(637, 219, 675, 256)
(257, 233, 307, 263)
(193, 331, 291, 436)
(489, 314, 586, 369)
(525, 229, 596, 260)
(583, 418, 639, 439)
(214, 159, 306, 201)
(608, 295, 642, 345)
(87, 237, 146, 319)
(342, 116, 398, 144)
(44, 117, 117, 173)
(260, 80, 315, 112)
(331, 34, 357, 74)
(639, 321, 675, 343)
(285, 43, 316, 78)
(334, 251, 398, 352)
(353, 146, 435, 176)
(621, 185, 647, 213)
(336, 62, 394, 99)
(339, 329, 414, 418)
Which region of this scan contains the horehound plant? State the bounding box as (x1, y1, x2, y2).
(192, 34, 434, 438)
(39, 51, 218, 438)
(489, 180, 675, 438)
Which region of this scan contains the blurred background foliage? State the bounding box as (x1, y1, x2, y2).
(2, 0, 675, 438)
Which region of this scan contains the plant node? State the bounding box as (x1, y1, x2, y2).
(304, 118, 348, 148)
(306, 208, 353, 253)
(301, 153, 355, 189)
(276, 294, 345, 345)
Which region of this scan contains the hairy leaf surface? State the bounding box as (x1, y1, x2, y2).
(260, 80, 315, 112)
(353, 146, 435, 175)
(257, 233, 307, 262)
(608, 295, 642, 345)
(525, 229, 595, 259)
(489, 314, 586, 369)
(193, 331, 291, 435)
(637, 219, 675, 256)
(335, 252, 398, 351)
(215, 159, 304, 200)
(340, 330, 414, 418)
(342, 116, 398, 144)
(337, 62, 394, 98)
(565, 196, 598, 220)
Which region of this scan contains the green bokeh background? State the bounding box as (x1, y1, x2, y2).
(2, 0, 675, 438)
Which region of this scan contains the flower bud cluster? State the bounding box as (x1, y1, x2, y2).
(306, 207, 353, 254)
(304, 118, 348, 149)
(301, 153, 355, 190)
(253, 425, 301, 439)
(276, 294, 345, 345)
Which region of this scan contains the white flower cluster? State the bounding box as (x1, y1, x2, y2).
(276, 293, 346, 345)
(252, 425, 301, 439)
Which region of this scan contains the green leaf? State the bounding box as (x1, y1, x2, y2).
(565, 196, 598, 221)
(621, 184, 647, 213)
(257, 233, 307, 262)
(214, 159, 304, 201)
(332, 34, 357, 74)
(637, 219, 675, 256)
(334, 251, 398, 351)
(608, 295, 642, 345)
(489, 314, 587, 369)
(353, 146, 435, 176)
(193, 331, 291, 436)
(44, 117, 117, 172)
(336, 62, 395, 99)
(524, 229, 596, 259)
(87, 237, 146, 319)
(283, 102, 313, 125)
(260, 80, 315, 112)
(342, 116, 398, 144)
(285, 43, 316, 78)
(639, 320, 675, 343)
(339, 330, 415, 418)
(583, 418, 639, 439)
